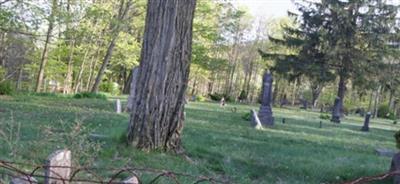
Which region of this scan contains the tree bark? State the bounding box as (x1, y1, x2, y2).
(36, 0, 57, 92)
(127, 0, 196, 152)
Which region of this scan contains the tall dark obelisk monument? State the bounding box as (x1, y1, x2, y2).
(258, 71, 274, 126)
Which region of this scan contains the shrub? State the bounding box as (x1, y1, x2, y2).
(242, 112, 251, 121)
(99, 82, 120, 95)
(0, 81, 14, 95)
(73, 92, 107, 100)
(319, 114, 330, 120)
(208, 93, 234, 102)
(195, 95, 206, 102)
(238, 90, 247, 101)
(209, 93, 223, 101)
(378, 104, 396, 120)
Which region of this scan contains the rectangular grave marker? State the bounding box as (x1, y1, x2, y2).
(44, 149, 71, 184)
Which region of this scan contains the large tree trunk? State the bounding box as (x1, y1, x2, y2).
(127, 0, 196, 152)
(35, 0, 57, 92)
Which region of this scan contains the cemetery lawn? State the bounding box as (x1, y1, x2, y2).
(0, 94, 397, 184)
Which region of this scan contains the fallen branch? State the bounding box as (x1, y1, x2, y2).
(342, 170, 400, 184)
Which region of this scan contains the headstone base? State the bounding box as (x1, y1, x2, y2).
(259, 105, 274, 126)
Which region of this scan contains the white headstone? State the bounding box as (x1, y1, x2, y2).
(44, 149, 71, 184)
(116, 99, 121, 114)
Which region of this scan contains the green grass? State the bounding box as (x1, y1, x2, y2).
(0, 95, 398, 183)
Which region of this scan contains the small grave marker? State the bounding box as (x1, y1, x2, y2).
(44, 149, 71, 184)
(361, 112, 371, 132)
(116, 99, 121, 114)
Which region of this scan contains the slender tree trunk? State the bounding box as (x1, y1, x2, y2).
(91, 0, 132, 93)
(122, 69, 133, 94)
(291, 80, 297, 106)
(86, 40, 103, 91)
(36, 0, 57, 92)
(63, 0, 74, 94)
(74, 48, 90, 93)
(191, 77, 197, 96)
(16, 66, 23, 90)
(127, 0, 196, 152)
(368, 90, 374, 112)
(64, 40, 75, 94)
(0, 32, 6, 67)
(91, 33, 118, 93)
(389, 89, 395, 110)
(331, 74, 347, 123)
(272, 77, 280, 105)
(372, 85, 381, 118)
(245, 61, 254, 98)
(311, 83, 323, 108)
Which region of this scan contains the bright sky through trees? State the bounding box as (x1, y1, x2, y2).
(231, 0, 296, 18)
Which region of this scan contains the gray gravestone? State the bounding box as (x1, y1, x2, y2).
(390, 152, 400, 184)
(331, 97, 341, 123)
(258, 71, 274, 126)
(376, 148, 397, 157)
(122, 176, 139, 184)
(361, 112, 371, 132)
(44, 149, 71, 184)
(126, 67, 139, 112)
(10, 176, 38, 184)
(250, 109, 263, 130)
